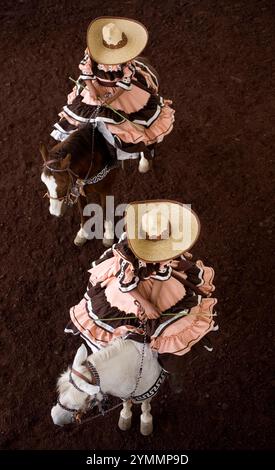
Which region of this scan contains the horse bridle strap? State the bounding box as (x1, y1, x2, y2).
(70, 367, 97, 386)
(57, 397, 78, 413)
(43, 160, 79, 177)
(43, 159, 117, 206)
(57, 365, 98, 418)
(43, 159, 80, 206)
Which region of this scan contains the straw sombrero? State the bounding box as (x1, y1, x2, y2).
(125, 200, 200, 263)
(86, 17, 148, 65)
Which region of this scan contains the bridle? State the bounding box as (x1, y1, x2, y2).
(56, 360, 123, 425)
(43, 157, 118, 208)
(43, 159, 82, 207)
(56, 363, 102, 423)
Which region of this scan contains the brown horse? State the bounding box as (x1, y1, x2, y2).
(40, 124, 118, 246)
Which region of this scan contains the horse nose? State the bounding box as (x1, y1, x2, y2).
(51, 405, 73, 426)
(51, 405, 64, 426)
(49, 208, 62, 217)
(49, 202, 66, 217)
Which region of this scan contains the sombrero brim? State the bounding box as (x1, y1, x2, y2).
(125, 200, 201, 263)
(87, 17, 148, 65)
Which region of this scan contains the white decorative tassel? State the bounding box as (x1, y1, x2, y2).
(138, 152, 150, 173)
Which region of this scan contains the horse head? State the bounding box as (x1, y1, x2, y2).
(40, 142, 73, 217)
(51, 344, 100, 426)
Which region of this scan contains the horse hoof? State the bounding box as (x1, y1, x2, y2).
(103, 237, 114, 248)
(138, 160, 150, 173)
(140, 421, 153, 436)
(74, 234, 87, 246)
(138, 154, 150, 173)
(118, 416, 132, 431)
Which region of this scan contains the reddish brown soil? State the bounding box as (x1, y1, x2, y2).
(0, 0, 274, 451)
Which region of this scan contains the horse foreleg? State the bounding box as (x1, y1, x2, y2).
(140, 399, 153, 436)
(118, 400, 133, 431)
(74, 196, 88, 246)
(100, 193, 114, 247)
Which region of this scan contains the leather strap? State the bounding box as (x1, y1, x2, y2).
(71, 367, 97, 385)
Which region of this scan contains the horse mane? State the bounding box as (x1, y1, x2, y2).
(50, 125, 110, 164)
(91, 338, 133, 369)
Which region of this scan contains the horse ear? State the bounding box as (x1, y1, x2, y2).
(60, 153, 71, 170)
(39, 142, 48, 162)
(73, 344, 88, 368)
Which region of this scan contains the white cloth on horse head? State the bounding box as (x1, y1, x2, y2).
(88, 338, 162, 400)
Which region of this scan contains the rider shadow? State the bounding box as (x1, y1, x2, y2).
(159, 335, 216, 395)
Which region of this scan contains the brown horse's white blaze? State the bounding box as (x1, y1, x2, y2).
(41, 172, 64, 217)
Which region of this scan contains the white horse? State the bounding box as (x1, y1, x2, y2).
(51, 339, 167, 435)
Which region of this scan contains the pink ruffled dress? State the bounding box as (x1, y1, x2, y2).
(51, 50, 175, 155)
(66, 234, 217, 357)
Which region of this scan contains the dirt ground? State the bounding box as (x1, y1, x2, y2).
(0, 0, 274, 451)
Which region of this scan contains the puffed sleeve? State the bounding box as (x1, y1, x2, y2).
(91, 246, 114, 268)
(78, 49, 97, 81)
(116, 259, 140, 292)
(116, 63, 135, 90)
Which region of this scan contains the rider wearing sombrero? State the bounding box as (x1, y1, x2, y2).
(51, 17, 175, 169)
(65, 200, 217, 367)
